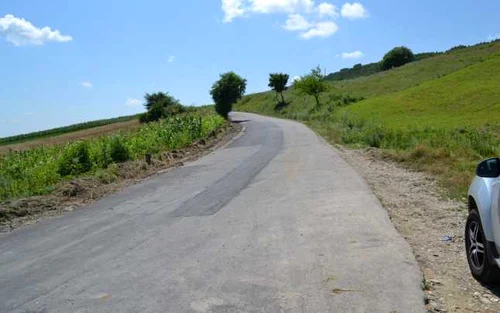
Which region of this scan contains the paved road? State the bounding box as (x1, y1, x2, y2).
(0, 113, 425, 313)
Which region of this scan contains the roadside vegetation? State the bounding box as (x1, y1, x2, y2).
(0, 114, 225, 201)
(0, 90, 230, 203)
(236, 40, 500, 199)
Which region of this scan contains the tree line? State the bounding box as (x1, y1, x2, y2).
(208, 65, 332, 118)
(141, 46, 421, 121)
(141, 66, 341, 121)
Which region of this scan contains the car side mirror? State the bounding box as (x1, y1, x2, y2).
(477, 158, 500, 178)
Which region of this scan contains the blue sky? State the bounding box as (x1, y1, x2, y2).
(0, 0, 499, 137)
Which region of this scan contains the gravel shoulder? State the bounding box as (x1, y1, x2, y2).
(335, 146, 500, 313)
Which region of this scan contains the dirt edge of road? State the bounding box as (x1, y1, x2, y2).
(0, 122, 243, 234)
(335, 145, 500, 313)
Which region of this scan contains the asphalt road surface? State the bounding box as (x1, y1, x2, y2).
(0, 113, 425, 313)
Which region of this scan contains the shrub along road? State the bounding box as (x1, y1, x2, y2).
(0, 113, 425, 313)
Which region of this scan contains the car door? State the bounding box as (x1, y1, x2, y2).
(491, 177, 500, 252)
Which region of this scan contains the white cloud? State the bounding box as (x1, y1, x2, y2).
(283, 14, 310, 31)
(300, 21, 338, 39)
(168, 55, 175, 63)
(293, 75, 301, 82)
(317, 3, 338, 17)
(488, 34, 500, 41)
(125, 98, 142, 107)
(251, 0, 314, 14)
(341, 3, 368, 19)
(221, 1, 361, 40)
(222, 0, 246, 23)
(0, 14, 72, 46)
(222, 0, 316, 22)
(341, 50, 364, 59)
(80, 81, 93, 88)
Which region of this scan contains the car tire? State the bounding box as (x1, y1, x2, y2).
(465, 210, 500, 284)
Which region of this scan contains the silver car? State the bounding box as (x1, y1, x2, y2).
(466, 157, 500, 283)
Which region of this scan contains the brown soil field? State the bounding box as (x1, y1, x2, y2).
(0, 119, 140, 154)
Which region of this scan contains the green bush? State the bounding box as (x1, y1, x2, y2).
(57, 141, 92, 176)
(165, 103, 187, 116)
(140, 101, 187, 123)
(91, 140, 112, 168)
(381, 46, 415, 70)
(141, 102, 166, 123)
(140, 92, 187, 123)
(109, 137, 130, 163)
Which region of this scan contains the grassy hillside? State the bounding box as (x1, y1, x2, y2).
(238, 41, 500, 117)
(236, 40, 500, 199)
(332, 41, 500, 97)
(343, 55, 500, 129)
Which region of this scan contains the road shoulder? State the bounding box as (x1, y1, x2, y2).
(335, 146, 500, 313)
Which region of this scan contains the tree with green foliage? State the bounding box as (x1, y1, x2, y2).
(144, 92, 168, 110)
(141, 92, 186, 123)
(381, 46, 415, 70)
(144, 92, 181, 111)
(210, 72, 247, 119)
(294, 66, 328, 107)
(268, 73, 289, 104)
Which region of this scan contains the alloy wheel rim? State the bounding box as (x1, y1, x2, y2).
(468, 221, 485, 270)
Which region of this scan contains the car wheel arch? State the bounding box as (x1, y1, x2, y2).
(469, 196, 478, 213)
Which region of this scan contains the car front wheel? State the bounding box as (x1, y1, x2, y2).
(465, 210, 500, 284)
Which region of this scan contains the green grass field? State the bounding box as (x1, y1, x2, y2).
(332, 41, 500, 98)
(236, 40, 500, 199)
(342, 55, 500, 129)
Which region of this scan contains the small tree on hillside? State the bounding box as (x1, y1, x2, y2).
(210, 72, 247, 119)
(268, 73, 289, 104)
(294, 66, 327, 107)
(381, 46, 415, 71)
